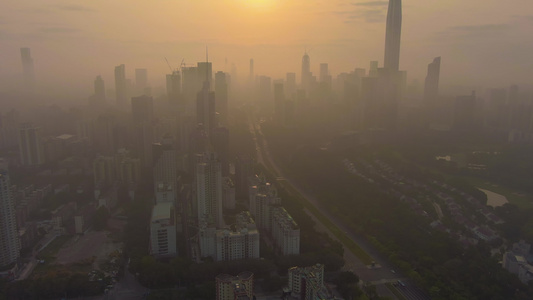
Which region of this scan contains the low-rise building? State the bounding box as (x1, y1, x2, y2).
(216, 271, 254, 300)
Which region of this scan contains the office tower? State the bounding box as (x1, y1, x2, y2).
(114, 64, 127, 107)
(0, 110, 20, 150)
(274, 82, 285, 123)
(384, 0, 402, 71)
(196, 82, 216, 135)
(319, 63, 329, 83)
(94, 75, 106, 105)
(149, 202, 177, 257)
(215, 71, 228, 126)
(131, 95, 154, 126)
(424, 57, 441, 102)
(197, 62, 213, 87)
(182, 66, 199, 109)
(20, 48, 35, 89)
(196, 153, 223, 227)
(135, 68, 148, 95)
(369, 61, 379, 77)
(211, 127, 229, 176)
(0, 160, 21, 268)
(216, 272, 254, 300)
(166, 71, 181, 104)
(153, 140, 177, 203)
(288, 264, 325, 300)
(301, 52, 311, 92)
(249, 177, 280, 230)
(18, 123, 43, 166)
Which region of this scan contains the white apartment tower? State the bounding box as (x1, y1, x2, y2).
(271, 207, 300, 255)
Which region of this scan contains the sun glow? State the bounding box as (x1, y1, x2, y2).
(242, 0, 280, 11)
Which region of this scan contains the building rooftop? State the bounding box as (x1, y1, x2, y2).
(151, 202, 174, 221)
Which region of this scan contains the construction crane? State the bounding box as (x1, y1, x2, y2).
(165, 57, 186, 74)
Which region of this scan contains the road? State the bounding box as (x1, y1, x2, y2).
(248, 114, 430, 300)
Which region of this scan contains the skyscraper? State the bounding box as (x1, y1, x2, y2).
(94, 75, 106, 105)
(196, 152, 223, 228)
(249, 59, 254, 84)
(301, 52, 311, 92)
(384, 0, 402, 71)
(18, 123, 43, 166)
(166, 71, 181, 104)
(215, 71, 228, 126)
(131, 95, 154, 126)
(20, 48, 35, 89)
(0, 160, 21, 269)
(424, 57, 441, 102)
(114, 64, 127, 107)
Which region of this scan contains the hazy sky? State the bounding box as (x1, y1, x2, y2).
(2, 0, 533, 95)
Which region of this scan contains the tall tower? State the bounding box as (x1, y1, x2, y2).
(384, 0, 402, 71)
(135, 68, 148, 96)
(0, 160, 21, 269)
(215, 71, 228, 126)
(114, 64, 127, 107)
(196, 153, 223, 228)
(249, 59, 254, 83)
(301, 52, 311, 91)
(20, 48, 35, 89)
(424, 57, 441, 102)
(18, 123, 43, 166)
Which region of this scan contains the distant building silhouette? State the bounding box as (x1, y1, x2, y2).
(166, 71, 181, 104)
(424, 57, 441, 102)
(114, 64, 127, 107)
(20, 47, 35, 90)
(384, 0, 402, 71)
(18, 123, 43, 166)
(301, 51, 311, 93)
(215, 71, 228, 126)
(91, 75, 106, 107)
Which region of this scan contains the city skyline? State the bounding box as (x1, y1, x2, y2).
(1, 0, 533, 94)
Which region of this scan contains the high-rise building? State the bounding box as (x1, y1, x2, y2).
(215, 71, 228, 126)
(301, 52, 311, 92)
(197, 62, 213, 87)
(114, 64, 127, 107)
(384, 0, 402, 71)
(271, 207, 300, 255)
(153, 140, 177, 202)
(149, 202, 177, 257)
(211, 127, 230, 176)
(197, 82, 216, 135)
(18, 123, 43, 166)
(20, 48, 35, 89)
(424, 57, 441, 102)
(216, 272, 254, 300)
(94, 75, 106, 105)
(0, 160, 21, 269)
(196, 152, 223, 227)
(166, 71, 181, 104)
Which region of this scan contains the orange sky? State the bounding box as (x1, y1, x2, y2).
(1, 0, 533, 95)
